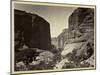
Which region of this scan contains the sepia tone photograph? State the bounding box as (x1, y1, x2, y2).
(11, 0, 96, 74)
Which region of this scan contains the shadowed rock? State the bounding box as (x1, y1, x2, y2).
(14, 9, 51, 50)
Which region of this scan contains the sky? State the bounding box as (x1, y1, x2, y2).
(14, 3, 76, 37)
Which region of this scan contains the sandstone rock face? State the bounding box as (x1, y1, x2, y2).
(68, 7, 94, 60)
(69, 8, 94, 31)
(60, 7, 94, 57)
(57, 29, 71, 49)
(14, 9, 51, 50)
(14, 9, 55, 71)
(54, 8, 95, 69)
(52, 29, 73, 49)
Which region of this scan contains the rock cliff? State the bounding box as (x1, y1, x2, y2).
(15, 9, 51, 50)
(54, 7, 95, 69)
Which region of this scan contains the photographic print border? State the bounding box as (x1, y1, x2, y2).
(11, 0, 96, 74)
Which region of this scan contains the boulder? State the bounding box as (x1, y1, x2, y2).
(61, 42, 83, 56)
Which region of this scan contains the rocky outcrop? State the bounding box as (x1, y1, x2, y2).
(15, 48, 55, 71)
(52, 29, 73, 49)
(57, 29, 70, 49)
(68, 7, 94, 31)
(15, 9, 51, 50)
(54, 7, 95, 69)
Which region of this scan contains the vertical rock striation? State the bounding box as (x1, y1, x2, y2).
(14, 9, 51, 50)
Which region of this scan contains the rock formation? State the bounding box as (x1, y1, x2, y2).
(14, 9, 51, 50)
(54, 7, 95, 69)
(68, 7, 94, 31)
(14, 9, 54, 71)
